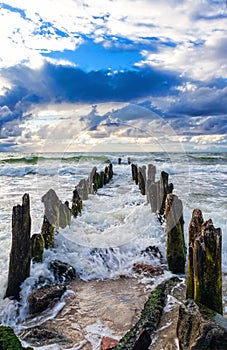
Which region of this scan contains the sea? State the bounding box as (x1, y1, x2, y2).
(0, 152, 226, 348)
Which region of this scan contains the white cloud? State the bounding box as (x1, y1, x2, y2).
(190, 134, 226, 145)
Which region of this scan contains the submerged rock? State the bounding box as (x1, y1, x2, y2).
(20, 326, 70, 347)
(133, 263, 164, 277)
(0, 326, 33, 350)
(177, 299, 227, 350)
(28, 284, 66, 314)
(49, 259, 77, 283)
(101, 336, 119, 350)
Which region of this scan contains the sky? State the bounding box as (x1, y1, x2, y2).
(0, 0, 226, 153)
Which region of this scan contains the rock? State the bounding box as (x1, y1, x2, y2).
(28, 284, 66, 314)
(132, 330, 151, 350)
(0, 326, 33, 350)
(101, 336, 119, 349)
(5, 193, 31, 300)
(31, 233, 45, 263)
(20, 326, 69, 347)
(71, 187, 83, 218)
(41, 215, 55, 249)
(41, 188, 71, 228)
(186, 209, 223, 314)
(49, 259, 77, 283)
(141, 245, 164, 261)
(177, 299, 227, 350)
(133, 263, 164, 277)
(165, 193, 186, 274)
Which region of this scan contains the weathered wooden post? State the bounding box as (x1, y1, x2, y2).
(147, 164, 156, 183)
(131, 164, 138, 185)
(87, 166, 97, 194)
(72, 187, 83, 218)
(5, 194, 31, 300)
(165, 193, 186, 274)
(77, 178, 89, 200)
(118, 157, 122, 165)
(157, 171, 169, 218)
(31, 233, 45, 263)
(41, 189, 71, 228)
(41, 215, 54, 249)
(186, 209, 223, 314)
(138, 166, 146, 195)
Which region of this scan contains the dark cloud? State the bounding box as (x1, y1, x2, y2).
(167, 86, 227, 118)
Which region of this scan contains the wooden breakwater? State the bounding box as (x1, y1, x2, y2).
(5, 162, 114, 300)
(130, 162, 223, 314)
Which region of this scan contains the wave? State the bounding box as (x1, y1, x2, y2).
(1, 154, 111, 165)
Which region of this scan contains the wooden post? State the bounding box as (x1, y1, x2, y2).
(5, 194, 31, 300)
(186, 209, 223, 314)
(41, 215, 54, 249)
(138, 166, 146, 195)
(165, 193, 186, 274)
(131, 164, 138, 185)
(72, 188, 83, 218)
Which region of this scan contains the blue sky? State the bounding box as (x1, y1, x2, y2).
(0, 0, 226, 152)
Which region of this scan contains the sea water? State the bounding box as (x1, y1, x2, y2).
(0, 152, 226, 340)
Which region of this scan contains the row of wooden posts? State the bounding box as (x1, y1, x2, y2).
(131, 162, 223, 315)
(5, 163, 113, 301)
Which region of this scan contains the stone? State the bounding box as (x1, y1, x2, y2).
(177, 299, 227, 350)
(133, 263, 164, 277)
(0, 326, 33, 350)
(19, 326, 69, 347)
(101, 336, 119, 350)
(165, 193, 186, 274)
(49, 259, 77, 283)
(41, 215, 55, 249)
(5, 194, 31, 300)
(28, 284, 66, 314)
(31, 233, 45, 263)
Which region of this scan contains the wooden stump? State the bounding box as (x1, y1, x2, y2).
(41, 215, 54, 249)
(165, 193, 186, 274)
(131, 164, 138, 185)
(71, 188, 83, 218)
(5, 194, 31, 300)
(186, 209, 223, 314)
(138, 166, 146, 195)
(31, 233, 45, 263)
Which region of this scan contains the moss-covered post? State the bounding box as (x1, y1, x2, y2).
(186, 208, 204, 300)
(41, 215, 54, 249)
(165, 193, 186, 274)
(31, 233, 45, 263)
(186, 209, 223, 315)
(157, 171, 169, 219)
(5, 194, 31, 300)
